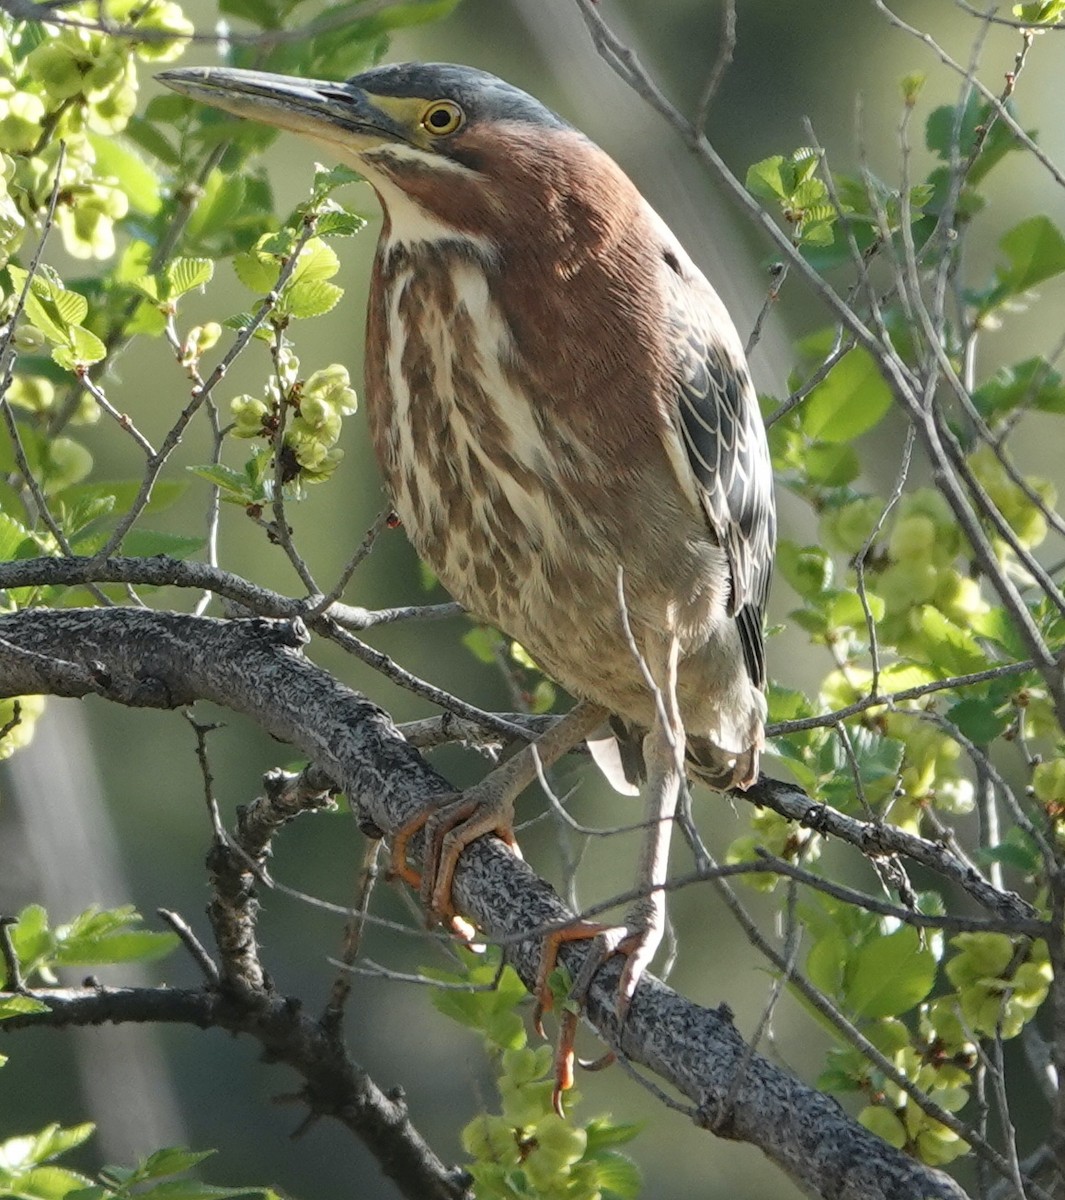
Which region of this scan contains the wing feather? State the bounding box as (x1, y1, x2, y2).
(667, 270, 776, 689)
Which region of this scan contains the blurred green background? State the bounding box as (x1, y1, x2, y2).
(2, 1, 1064, 1196)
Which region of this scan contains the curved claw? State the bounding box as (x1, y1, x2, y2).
(388, 785, 520, 925)
(537, 917, 661, 1111)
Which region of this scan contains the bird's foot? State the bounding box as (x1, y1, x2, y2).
(534, 899, 664, 1116)
(389, 779, 520, 921)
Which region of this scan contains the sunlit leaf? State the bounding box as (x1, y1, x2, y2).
(801, 348, 893, 443)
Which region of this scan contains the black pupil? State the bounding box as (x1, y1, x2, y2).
(429, 107, 453, 129)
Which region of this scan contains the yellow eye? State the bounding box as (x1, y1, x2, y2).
(421, 99, 464, 136)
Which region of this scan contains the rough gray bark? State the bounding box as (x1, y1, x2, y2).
(0, 606, 970, 1200)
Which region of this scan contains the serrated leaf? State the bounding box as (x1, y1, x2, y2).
(187, 464, 254, 495)
(165, 257, 214, 299)
(22, 292, 71, 344)
(746, 155, 788, 201)
(979, 839, 1040, 873)
(133, 1182, 264, 1199)
(130, 274, 161, 302)
(279, 278, 343, 319)
(68, 326, 106, 365)
(845, 927, 936, 1018)
(32, 1123, 96, 1162)
(1012, 0, 1065, 23)
(232, 252, 277, 294)
(314, 210, 367, 237)
(312, 163, 364, 194)
(591, 1152, 642, 1199)
(584, 1119, 642, 1154)
(52, 289, 89, 330)
(134, 1148, 216, 1182)
(802, 348, 893, 442)
(55, 930, 178, 966)
(828, 590, 885, 628)
(0, 510, 32, 560)
(289, 238, 339, 283)
(10, 1164, 96, 1198)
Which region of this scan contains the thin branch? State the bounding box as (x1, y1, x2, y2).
(693, 0, 737, 132)
(157, 908, 220, 987)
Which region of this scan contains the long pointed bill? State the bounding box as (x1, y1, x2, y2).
(156, 66, 406, 152)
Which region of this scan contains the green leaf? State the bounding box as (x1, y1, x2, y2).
(973, 357, 1065, 418)
(845, 927, 936, 1018)
(314, 210, 367, 238)
(802, 349, 893, 443)
(49, 289, 89, 331)
(164, 258, 214, 299)
(68, 327, 107, 365)
(121, 530, 206, 559)
(828, 590, 885, 629)
(995, 215, 1065, 294)
(776, 541, 833, 598)
(289, 238, 340, 283)
(232, 252, 277, 294)
(806, 930, 846, 998)
(55, 930, 178, 966)
(805, 441, 860, 486)
(219, 0, 283, 26)
(187, 463, 255, 496)
(979, 836, 1040, 874)
(124, 115, 181, 167)
(0, 994, 51, 1020)
(463, 625, 504, 665)
(917, 606, 987, 675)
(312, 163, 364, 195)
(0, 510, 33, 560)
(583, 1119, 642, 1154)
(8, 1164, 95, 1198)
(58, 479, 186, 517)
(591, 1151, 642, 1199)
(1012, 1, 1065, 23)
(947, 698, 1008, 745)
(184, 173, 246, 243)
(31, 1123, 96, 1163)
(279, 278, 343, 319)
(746, 155, 789, 201)
(49, 906, 178, 967)
(131, 1182, 265, 1199)
(133, 1148, 217, 1183)
(89, 135, 162, 217)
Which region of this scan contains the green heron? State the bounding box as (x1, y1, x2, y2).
(161, 61, 776, 1090)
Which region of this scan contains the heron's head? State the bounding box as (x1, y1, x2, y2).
(157, 61, 613, 245)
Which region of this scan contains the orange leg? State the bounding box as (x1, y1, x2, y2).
(388, 701, 607, 919)
(534, 920, 647, 1116)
